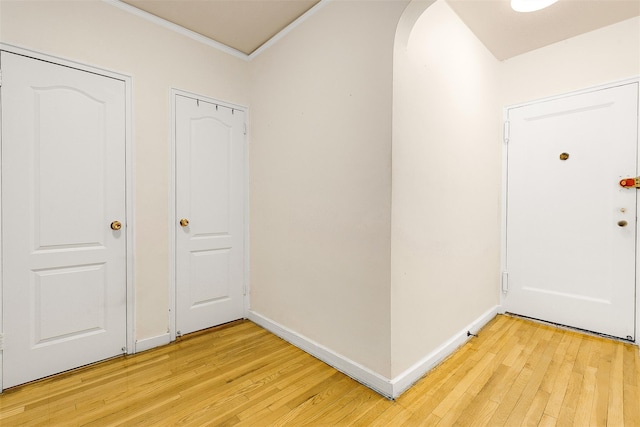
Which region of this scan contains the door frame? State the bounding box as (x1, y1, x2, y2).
(168, 88, 249, 342)
(0, 43, 136, 390)
(500, 77, 640, 343)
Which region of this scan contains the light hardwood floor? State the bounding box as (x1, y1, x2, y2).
(0, 314, 638, 426)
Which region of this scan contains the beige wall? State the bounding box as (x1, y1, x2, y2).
(501, 16, 640, 106)
(248, 0, 408, 377)
(391, 0, 503, 377)
(0, 0, 250, 340)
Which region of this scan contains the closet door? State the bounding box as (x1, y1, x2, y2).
(1, 52, 127, 388)
(175, 95, 245, 335)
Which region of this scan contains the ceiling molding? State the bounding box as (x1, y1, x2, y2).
(103, 0, 330, 62)
(103, 0, 250, 61)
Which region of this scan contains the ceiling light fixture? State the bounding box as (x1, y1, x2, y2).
(511, 0, 558, 12)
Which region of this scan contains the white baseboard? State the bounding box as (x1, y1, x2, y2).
(134, 332, 171, 353)
(390, 305, 500, 397)
(247, 310, 395, 398)
(247, 306, 500, 399)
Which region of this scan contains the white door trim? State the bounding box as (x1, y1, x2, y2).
(0, 43, 136, 390)
(500, 76, 640, 344)
(168, 88, 249, 342)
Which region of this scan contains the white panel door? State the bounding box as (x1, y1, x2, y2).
(1, 52, 127, 388)
(505, 83, 638, 340)
(175, 95, 245, 335)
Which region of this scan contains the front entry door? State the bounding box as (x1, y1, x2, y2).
(505, 83, 638, 340)
(1, 52, 127, 388)
(175, 95, 245, 336)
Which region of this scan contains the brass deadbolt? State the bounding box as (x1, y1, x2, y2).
(110, 221, 122, 231)
(559, 153, 569, 161)
(180, 218, 190, 227)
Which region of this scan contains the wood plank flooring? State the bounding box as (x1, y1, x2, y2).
(0, 315, 638, 426)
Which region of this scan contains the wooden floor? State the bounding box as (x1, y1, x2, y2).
(0, 315, 638, 426)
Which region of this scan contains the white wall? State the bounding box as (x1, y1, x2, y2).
(390, 0, 502, 377)
(0, 0, 250, 340)
(249, 0, 408, 378)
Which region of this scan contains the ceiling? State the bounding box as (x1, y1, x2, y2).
(447, 0, 640, 60)
(119, 0, 640, 60)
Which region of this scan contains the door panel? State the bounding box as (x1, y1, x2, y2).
(33, 264, 107, 346)
(190, 116, 231, 234)
(505, 83, 638, 340)
(175, 95, 245, 335)
(1, 52, 127, 388)
(35, 86, 106, 248)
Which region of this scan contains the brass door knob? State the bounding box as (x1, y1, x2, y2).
(110, 221, 122, 231)
(179, 218, 189, 227)
(618, 220, 628, 227)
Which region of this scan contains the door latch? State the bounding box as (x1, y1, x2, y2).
(619, 177, 640, 188)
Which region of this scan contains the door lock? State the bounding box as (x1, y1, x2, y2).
(619, 177, 640, 188)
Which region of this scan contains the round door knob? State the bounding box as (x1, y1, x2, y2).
(618, 220, 628, 227)
(179, 218, 189, 227)
(110, 221, 122, 231)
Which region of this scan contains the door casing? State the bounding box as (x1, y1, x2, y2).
(168, 88, 249, 342)
(500, 77, 640, 344)
(0, 43, 136, 391)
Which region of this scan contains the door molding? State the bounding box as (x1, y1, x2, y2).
(500, 76, 640, 344)
(0, 43, 136, 390)
(168, 88, 249, 342)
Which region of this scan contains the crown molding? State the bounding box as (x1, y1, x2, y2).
(103, 0, 331, 62)
(103, 0, 250, 61)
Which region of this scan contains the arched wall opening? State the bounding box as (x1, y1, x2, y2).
(389, 0, 639, 385)
(390, 0, 503, 379)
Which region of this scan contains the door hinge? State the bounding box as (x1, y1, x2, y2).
(503, 121, 510, 144)
(243, 123, 247, 135)
(501, 271, 509, 293)
(0, 333, 4, 351)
